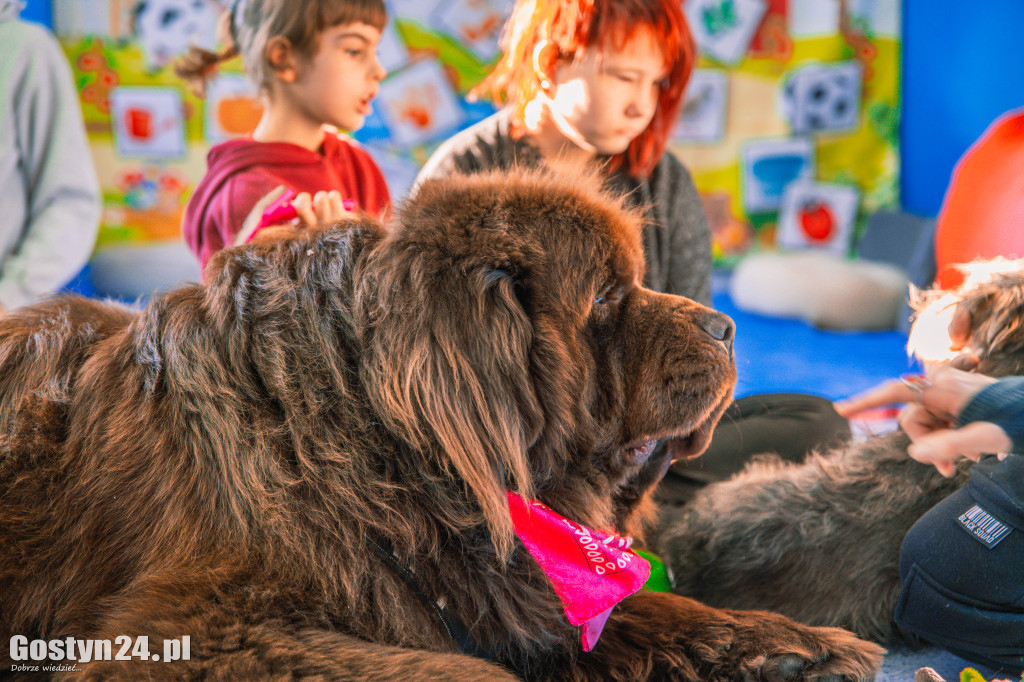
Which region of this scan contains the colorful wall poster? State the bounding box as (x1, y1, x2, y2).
(59, 0, 900, 273)
(673, 0, 901, 264)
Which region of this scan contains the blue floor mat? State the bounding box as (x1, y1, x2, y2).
(715, 290, 922, 402)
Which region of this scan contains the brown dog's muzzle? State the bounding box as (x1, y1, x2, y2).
(618, 290, 738, 463)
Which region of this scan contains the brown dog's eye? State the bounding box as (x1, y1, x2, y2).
(595, 287, 623, 306)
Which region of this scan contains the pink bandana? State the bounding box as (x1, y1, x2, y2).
(506, 491, 650, 651)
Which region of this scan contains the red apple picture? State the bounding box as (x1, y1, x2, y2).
(798, 200, 836, 243)
(124, 107, 154, 140)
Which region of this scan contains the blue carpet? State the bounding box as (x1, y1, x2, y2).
(715, 290, 922, 402)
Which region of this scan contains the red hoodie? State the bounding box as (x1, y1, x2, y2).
(182, 131, 391, 270)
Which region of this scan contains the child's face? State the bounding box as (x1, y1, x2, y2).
(548, 29, 668, 156)
(288, 22, 386, 133)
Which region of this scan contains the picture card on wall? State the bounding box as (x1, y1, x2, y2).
(431, 0, 506, 60)
(377, 19, 410, 73)
(205, 74, 262, 143)
(777, 181, 860, 255)
(787, 0, 841, 37)
(780, 62, 862, 135)
(375, 60, 466, 147)
(674, 69, 729, 142)
(132, 0, 223, 70)
(741, 137, 814, 213)
(684, 0, 768, 65)
(386, 0, 446, 26)
(364, 145, 423, 203)
(110, 87, 186, 158)
(54, 0, 125, 39)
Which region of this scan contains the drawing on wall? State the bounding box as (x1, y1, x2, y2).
(365, 144, 423, 202)
(674, 69, 729, 142)
(431, 0, 507, 60)
(684, 0, 768, 65)
(110, 87, 186, 158)
(787, 0, 841, 37)
(776, 181, 860, 255)
(386, 0, 440, 25)
(131, 0, 225, 70)
(780, 61, 862, 135)
(204, 74, 262, 143)
(374, 60, 466, 147)
(377, 19, 410, 73)
(741, 137, 815, 213)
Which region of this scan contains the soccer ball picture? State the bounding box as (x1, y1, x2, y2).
(781, 62, 862, 135)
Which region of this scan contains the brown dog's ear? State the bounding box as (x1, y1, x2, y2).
(354, 239, 542, 559)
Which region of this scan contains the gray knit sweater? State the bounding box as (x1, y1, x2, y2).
(415, 110, 712, 306)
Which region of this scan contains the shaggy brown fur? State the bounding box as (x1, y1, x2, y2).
(658, 261, 1024, 645)
(0, 168, 882, 680)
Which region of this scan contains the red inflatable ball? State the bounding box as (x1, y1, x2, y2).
(935, 109, 1024, 289)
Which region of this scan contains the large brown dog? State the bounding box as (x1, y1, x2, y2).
(0, 168, 882, 680)
(658, 261, 1024, 645)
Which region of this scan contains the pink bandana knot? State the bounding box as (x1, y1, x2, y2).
(506, 491, 650, 651)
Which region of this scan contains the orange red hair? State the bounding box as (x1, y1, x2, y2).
(475, 0, 696, 178)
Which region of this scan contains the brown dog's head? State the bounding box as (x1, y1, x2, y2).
(909, 258, 1024, 377)
(352, 166, 736, 555)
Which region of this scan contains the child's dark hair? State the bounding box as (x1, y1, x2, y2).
(175, 0, 387, 97)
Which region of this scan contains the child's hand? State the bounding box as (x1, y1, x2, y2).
(291, 190, 356, 227)
(835, 355, 1008, 477)
(236, 188, 359, 248)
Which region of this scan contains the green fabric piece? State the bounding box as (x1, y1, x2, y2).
(636, 549, 672, 593)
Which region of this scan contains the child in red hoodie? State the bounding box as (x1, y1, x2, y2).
(178, 0, 391, 271)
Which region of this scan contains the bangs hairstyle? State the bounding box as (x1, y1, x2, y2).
(476, 0, 695, 179)
(175, 0, 387, 97)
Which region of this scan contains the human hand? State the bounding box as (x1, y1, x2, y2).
(235, 187, 358, 247)
(835, 355, 1008, 477)
(290, 189, 355, 228)
(904, 417, 1011, 477)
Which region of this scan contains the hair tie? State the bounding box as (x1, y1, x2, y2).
(228, 0, 245, 46)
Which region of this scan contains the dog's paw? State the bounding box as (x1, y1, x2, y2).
(722, 610, 885, 682)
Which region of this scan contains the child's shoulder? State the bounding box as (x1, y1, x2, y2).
(323, 128, 365, 152)
(321, 130, 379, 165)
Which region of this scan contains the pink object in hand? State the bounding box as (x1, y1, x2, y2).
(255, 188, 299, 231)
(248, 190, 358, 243)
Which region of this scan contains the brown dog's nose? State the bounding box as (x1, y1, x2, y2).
(699, 310, 735, 351)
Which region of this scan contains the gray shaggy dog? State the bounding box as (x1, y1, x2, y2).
(657, 260, 1024, 644)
